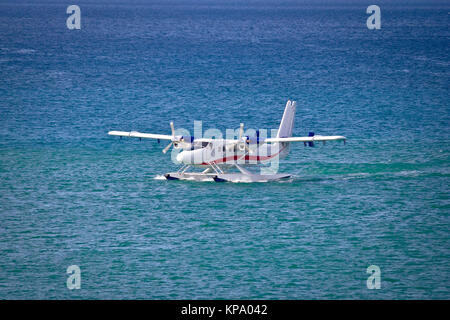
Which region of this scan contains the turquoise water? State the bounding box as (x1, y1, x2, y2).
(0, 1, 449, 299)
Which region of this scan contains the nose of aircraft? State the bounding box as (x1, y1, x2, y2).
(176, 152, 184, 163)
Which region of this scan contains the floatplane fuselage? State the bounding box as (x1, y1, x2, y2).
(108, 100, 346, 182)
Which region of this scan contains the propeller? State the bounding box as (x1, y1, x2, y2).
(162, 121, 176, 154)
(162, 141, 173, 154)
(237, 123, 251, 153)
(238, 123, 244, 141)
(170, 121, 175, 136)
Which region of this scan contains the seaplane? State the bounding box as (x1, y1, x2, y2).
(108, 100, 346, 182)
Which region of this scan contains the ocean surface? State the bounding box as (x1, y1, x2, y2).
(0, 0, 449, 299)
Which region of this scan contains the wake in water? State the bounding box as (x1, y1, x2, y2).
(153, 170, 433, 184)
(291, 170, 432, 184)
(154, 169, 434, 183)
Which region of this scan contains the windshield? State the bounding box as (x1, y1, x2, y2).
(192, 141, 210, 149)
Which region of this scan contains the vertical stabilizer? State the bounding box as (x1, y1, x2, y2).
(277, 100, 297, 138)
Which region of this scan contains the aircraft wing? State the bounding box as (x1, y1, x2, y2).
(265, 135, 346, 143)
(108, 131, 173, 140)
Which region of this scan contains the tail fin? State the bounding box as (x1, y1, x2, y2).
(277, 100, 297, 138)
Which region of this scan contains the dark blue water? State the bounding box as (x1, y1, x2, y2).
(0, 0, 449, 299)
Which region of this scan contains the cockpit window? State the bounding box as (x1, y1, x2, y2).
(193, 141, 210, 149)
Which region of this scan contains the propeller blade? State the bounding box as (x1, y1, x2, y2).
(162, 142, 173, 154)
(238, 123, 244, 140)
(170, 121, 175, 137)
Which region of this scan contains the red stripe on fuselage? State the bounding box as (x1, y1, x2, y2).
(200, 145, 287, 165)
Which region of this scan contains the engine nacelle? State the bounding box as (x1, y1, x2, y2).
(176, 136, 195, 150)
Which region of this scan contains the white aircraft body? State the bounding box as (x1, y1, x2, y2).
(108, 100, 346, 182)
